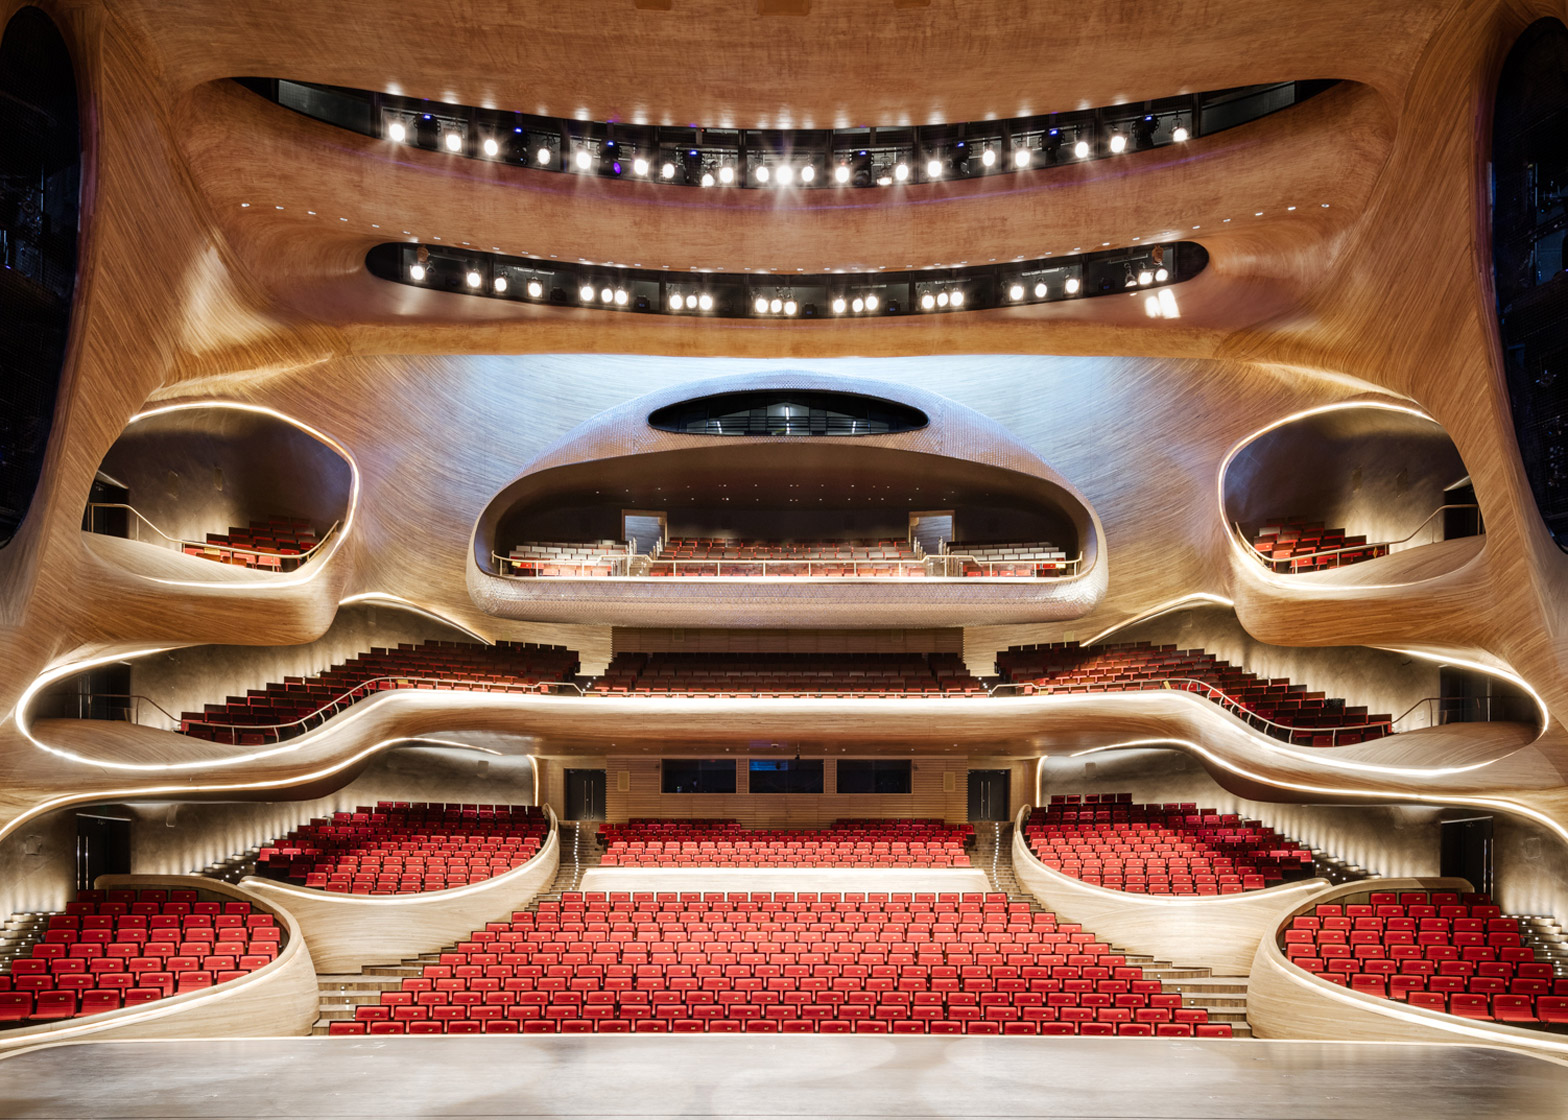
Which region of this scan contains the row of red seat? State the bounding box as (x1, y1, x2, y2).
(997, 641, 1392, 746)
(1251, 519, 1388, 573)
(1026, 799, 1314, 895)
(1284, 891, 1567, 1027)
(179, 640, 579, 743)
(589, 652, 987, 696)
(598, 819, 973, 868)
(327, 891, 1233, 1036)
(255, 803, 549, 893)
(0, 889, 281, 1026)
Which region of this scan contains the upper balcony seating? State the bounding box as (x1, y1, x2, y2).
(995, 641, 1393, 746)
(941, 541, 1073, 577)
(598, 819, 974, 868)
(182, 516, 320, 572)
(587, 652, 987, 697)
(1025, 795, 1315, 895)
(0, 888, 281, 1028)
(1251, 519, 1389, 572)
(1283, 890, 1568, 1028)
(327, 890, 1233, 1037)
(178, 639, 580, 744)
(254, 803, 549, 894)
(506, 540, 625, 577)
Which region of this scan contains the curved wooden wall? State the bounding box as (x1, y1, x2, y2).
(1248, 876, 1568, 1061)
(240, 808, 559, 972)
(0, 874, 317, 1054)
(1009, 806, 1332, 975)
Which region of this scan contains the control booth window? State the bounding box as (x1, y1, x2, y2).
(661, 758, 737, 794)
(836, 759, 913, 795)
(748, 758, 824, 794)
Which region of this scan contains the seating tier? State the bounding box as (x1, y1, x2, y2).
(599, 819, 973, 868)
(589, 652, 986, 696)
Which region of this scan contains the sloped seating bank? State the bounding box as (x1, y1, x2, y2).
(184, 516, 322, 572)
(1025, 795, 1314, 895)
(599, 819, 973, 868)
(1251, 519, 1388, 573)
(180, 640, 580, 743)
(1283, 889, 1568, 1027)
(328, 891, 1232, 1036)
(996, 641, 1392, 745)
(0, 888, 281, 1027)
(255, 803, 548, 894)
(590, 652, 986, 696)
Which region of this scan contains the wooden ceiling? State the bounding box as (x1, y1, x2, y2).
(1, 0, 1568, 837)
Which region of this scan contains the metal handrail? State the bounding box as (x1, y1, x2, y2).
(85, 502, 340, 570)
(1236, 505, 1480, 574)
(492, 550, 634, 578)
(991, 675, 1524, 744)
(492, 545, 1082, 579)
(929, 551, 1083, 579)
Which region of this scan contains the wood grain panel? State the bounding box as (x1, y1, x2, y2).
(0, 874, 317, 1054)
(1247, 876, 1568, 1060)
(241, 809, 559, 972)
(1010, 806, 1332, 975)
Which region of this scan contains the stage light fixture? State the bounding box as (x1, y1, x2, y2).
(387, 121, 407, 142)
(877, 175, 893, 187)
(835, 163, 851, 183)
(1155, 267, 1169, 283)
(719, 164, 735, 184)
(445, 131, 463, 152)
(1034, 281, 1047, 298)
(1123, 266, 1138, 288)
(575, 148, 592, 169)
(756, 164, 771, 183)
(1009, 284, 1025, 301)
(950, 289, 964, 307)
(893, 162, 909, 181)
(921, 293, 936, 310)
(409, 263, 426, 281)
(493, 276, 508, 293)
(536, 146, 552, 165)
(1109, 132, 1127, 154)
(465, 270, 482, 288)
(1013, 147, 1031, 168)
(661, 161, 676, 179)
(864, 294, 880, 311)
(701, 171, 715, 188)
(600, 287, 614, 303)
(614, 288, 629, 306)
(670, 293, 685, 311)
(1172, 121, 1189, 142)
(1044, 129, 1062, 162)
(1138, 270, 1153, 285)
(833, 297, 847, 314)
(1074, 137, 1090, 159)
(580, 285, 596, 302)
(981, 146, 996, 167)
(783, 299, 798, 316)
(800, 164, 816, 182)
(633, 157, 649, 176)
(697, 293, 713, 311)
(754, 297, 769, 314)
(777, 164, 795, 185)
(851, 297, 864, 313)
(1065, 277, 1081, 294)
(926, 158, 943, 178)
(937, 291, 950, 307)
(526, 279, 543, 298)
(770, 298, 783, 313)
(482, 137, 499, 157)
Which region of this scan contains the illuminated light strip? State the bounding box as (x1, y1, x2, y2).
(247, 807, 558, 907)
(337, 593, 493, 644)
(116, 401, 360, 591)
(1080, 592, 1235, 647)
(1065, 737, 1568, 850)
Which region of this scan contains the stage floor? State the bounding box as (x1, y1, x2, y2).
(3, 1036, 1566, 1119)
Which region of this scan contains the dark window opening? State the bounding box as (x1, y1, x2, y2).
(749, 758, 824, 794)
(837, 759, 913, 794)
(1438, 667, 1534, 724)
(1440, 816, 1494, 898)
(662, 759, 737, 794)
(652, 390, 927, 437)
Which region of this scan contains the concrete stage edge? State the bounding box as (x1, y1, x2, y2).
(578, 867, 993, 893)
(2, 1036, 1565, 1119)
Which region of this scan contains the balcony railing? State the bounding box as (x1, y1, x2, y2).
(85, 503, 339, 573)
(1236, 505, 1480, 575)
(491, 548, 1083, 580)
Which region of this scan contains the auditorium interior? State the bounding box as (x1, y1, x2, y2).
(4, 1, 1568, 1116)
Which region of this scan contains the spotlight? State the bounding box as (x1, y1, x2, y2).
(661, 161, 677, 179)
(833, 297, 848, 314)
(783, 299, 798, 315)
(1065, 277, 1081, 294)
(851, 297, 865, 313)
(719, 164, 735, 184)
(600, 287, 614, 303)
(776, 164, 794, 185)
(800, 165, 816, 182)
(756, 164, 771, 183)
(409, 263, 426, 281)
(1172, 121, 1189, 143)
(634, 157, 649, 176)
(921, 293, 936, 310)
(877, 175, 893, 187)
(1155, 267, 1169, 282)
(1009, 284, 1025, 301)
(575, 148, 592, 170)
(701, 171, 715, 188)
(894, 162, 909, 181)
(950, 289, 964, 307)
(1109, 132, 1127, 154)
(981, 146, 997, 167)
(526, 279, 543, 298)
(1013, 147, 1031, 168)
(926, 158, 943, 178)
(937, 291, 950, 307)
(1123, 266, 1138, 288)
(770, 297, 783, 313)
(754, 296, 769, 314)
(466, 270, 482, 288)
(852, 152, 874, 187)
(614, 288, 628, 306)
(536, 146, 553, 165)
(483, 137, 500, 157)
(835, 163, 851, 183)
(1074, 138, 1090, 159)
(1138, 270, 1153, 285)
(697, 293, 713, 311)
(445, 131, 463, 152)
(670, 293, 685, 311)
(864, 294, 880, 311)
(387, 120, 407, 142)
(580, 285, 595, 302)
(493, 276, 508, 293)
(1033, 281, 1047, 298)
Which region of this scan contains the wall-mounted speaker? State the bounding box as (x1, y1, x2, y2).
(617, 770, 630, 792)
(942, 772, 956, 793)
